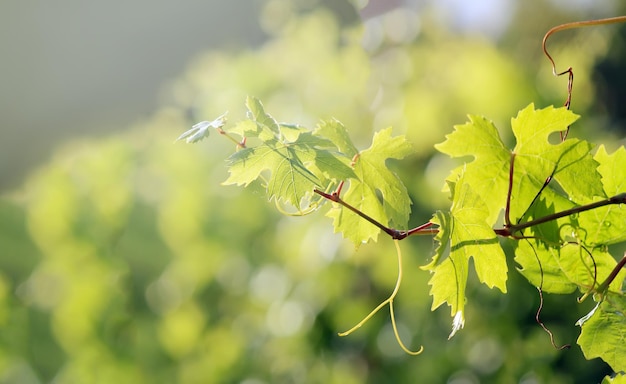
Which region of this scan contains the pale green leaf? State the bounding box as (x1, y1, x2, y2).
(176, 112, 228, 143)
(245, 96, 280, 141)
(354, 127, 413, 227)
(551, 139, 604, 204)
(436, 104, 600, 227)
(223, 144, 321, 209)
(315, 119, 359, 158)
(224, 99, 356, 211)
(596, 145, 626, 196)
(421, 211, 450, 271)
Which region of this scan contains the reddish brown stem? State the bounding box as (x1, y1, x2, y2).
(596, 252, 626, 294)
(504, 152, 515, 228)
(313, 188, 434, 240)
(316, 184, 626, 243)
(507, 193, 626, 234)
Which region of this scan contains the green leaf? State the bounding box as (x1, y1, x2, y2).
(223, 144, 321, 209)
(176, 112, 228, 143)
(421, 211, 450, 271)
(515, 240, 624, 295)
(602, 373, 626, 384)
(315, 119, 359, 158)
(509, 104, 586, 220)
(578, 146, 626, 246)
(521, 187, 578, 244)
(435, 115, 510, 225)
(425, 172, 507, 337)
(223, 98, 355, 211)
(327, 127, 413, 244)
(326, 182, 387, 244)
(596, 145, 626, 196)
(514, 186, 626, 295)
(245, 96, 280, 141)
(435, 104, 599, 225)
(578, 294, 626, 373)
(550, 139, 604, 204)
(514, 239, 577, 294)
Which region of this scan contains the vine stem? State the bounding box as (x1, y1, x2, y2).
(504, 152, 516, 227)
(313, 188, 435, 239)
(216, 126, 247, 148)
(338, 240, 424, 355)
(496, 193, 626, 236)
(315, 186, 626, 241)
(595, 252, 626, 295)
(316, 183, 626, 305)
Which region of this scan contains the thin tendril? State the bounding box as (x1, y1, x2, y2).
(543, 16, 626, 138)
(525, 239, 571, 350)
(273, 199, 319, 216)
(504, 152, 515, 228)
(596, 252, 626, 295)
(339, 240, 423, 355)
(574, 243, 598, 303)
(543, 16, 626, 77)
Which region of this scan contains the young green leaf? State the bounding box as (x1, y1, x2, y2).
(315, 119, 359, 158)
(245, 96, 281, 141)
(223, 144, 321, 210)
(176, 112, 228, 143)
(421, 211, 450, 271)
(223, 98, 354, 211)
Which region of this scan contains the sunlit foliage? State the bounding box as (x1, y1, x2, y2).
(0, 3, 621, 383)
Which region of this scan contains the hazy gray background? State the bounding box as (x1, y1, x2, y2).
(0, 1, 265, 191)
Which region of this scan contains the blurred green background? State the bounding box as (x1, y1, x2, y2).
(1, 1, 626, 383)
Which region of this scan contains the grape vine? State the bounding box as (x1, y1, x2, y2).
(177, 16, 626, 377)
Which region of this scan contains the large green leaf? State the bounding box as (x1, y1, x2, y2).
(435, 115, 509, 225)
(515, 240, 624, 295)
(425, 173, 507, 337)
(435, 104, 600, 226)
(578, 146, 626, 246)
(578, 294, 626, 373)
(508, 104, 592, 220)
